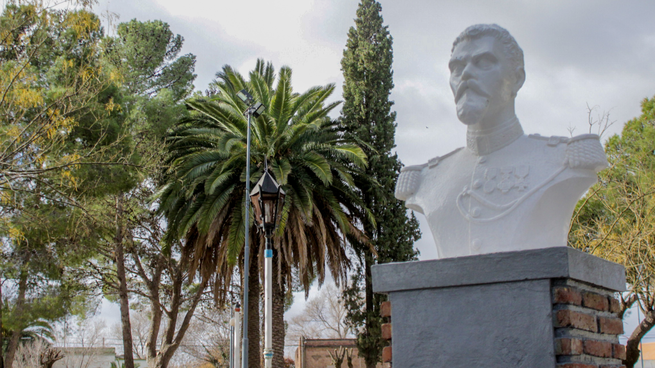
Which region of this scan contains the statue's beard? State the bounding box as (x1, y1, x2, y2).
(454, 80, 491, 126)
(456, 92, 489, 126)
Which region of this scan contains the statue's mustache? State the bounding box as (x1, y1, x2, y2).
(455, 80, 489, 102)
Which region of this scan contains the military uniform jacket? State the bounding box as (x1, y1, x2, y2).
(395, 133, 608, 259)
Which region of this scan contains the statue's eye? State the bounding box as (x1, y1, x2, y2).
(475, 55, 496, 70)
(449, 60, 464, 74)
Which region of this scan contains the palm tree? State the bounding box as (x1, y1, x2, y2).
(158, 60, 368, 368)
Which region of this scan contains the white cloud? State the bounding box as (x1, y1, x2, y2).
(95, 0, 655, 259)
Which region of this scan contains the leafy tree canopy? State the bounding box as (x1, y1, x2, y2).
(570, 96, 655, 368)
(105, 19, 196, 101)
(339, 1, 420, 366)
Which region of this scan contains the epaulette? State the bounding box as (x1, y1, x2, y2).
(565, 134, 608, 171)
(396, 147, 464, 201)
(396, 163, 425, 201)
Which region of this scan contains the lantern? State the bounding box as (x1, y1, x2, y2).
(250, 169, 285, 235)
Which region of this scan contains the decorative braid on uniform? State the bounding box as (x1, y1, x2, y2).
(566, 134, 609, 171)
(395, 164, 425, 201)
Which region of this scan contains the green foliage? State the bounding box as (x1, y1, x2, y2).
(83, 18, 196, 368)
(105, 19, 196, 101)
(0, 1, 117, 205)
(160, 59, 366, 292)
(1, 320, 54, 346)
(159, 59, 367, 368)
(570, 96, 655, 284)
(0, 2, 197, 367)
(341, 270, 383, 362)
(0, 4, 120, 363)
(76, 18, 196, 195)
(338, 0, 421, 366)
(569, 96, 655, 368)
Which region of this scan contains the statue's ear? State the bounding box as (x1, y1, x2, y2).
(513, 67, 526, 95)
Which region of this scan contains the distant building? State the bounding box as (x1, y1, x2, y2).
(52, 347, 147, 368)
(294, 338, 385, 368)
(636, 341, 655, 367)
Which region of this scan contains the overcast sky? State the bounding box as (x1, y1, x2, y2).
(94, 0, 655, 260)
(93, 0, 655, 346)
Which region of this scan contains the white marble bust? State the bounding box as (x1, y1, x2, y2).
(395, 24, 608, 259)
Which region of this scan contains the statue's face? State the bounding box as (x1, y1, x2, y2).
(449, 35, 518, 126)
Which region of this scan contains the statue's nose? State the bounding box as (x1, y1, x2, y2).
(461, 63, 475, 80)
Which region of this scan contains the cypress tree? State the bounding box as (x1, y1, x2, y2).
(340, 1, 421, 367)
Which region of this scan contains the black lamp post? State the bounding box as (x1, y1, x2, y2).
(235, 89, 266, 368)
(250, 168, 285, 368)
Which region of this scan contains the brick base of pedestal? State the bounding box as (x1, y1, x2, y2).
(372, 247, 626, 368)
(381, 301, 392, 363)
(552, 280, 626, 367)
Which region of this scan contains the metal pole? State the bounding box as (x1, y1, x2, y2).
(638, 306, 645, 368)
(229, 318, 234, 368)
(234, 304, 242, 368)
(263, 233, 273, 367)
(241, 111, 252, 368)
(301, 336, 305, 368)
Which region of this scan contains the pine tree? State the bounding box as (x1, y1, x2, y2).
(339, 1, 421, 367)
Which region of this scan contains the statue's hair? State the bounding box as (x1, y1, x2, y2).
(452, 24, 524, 71)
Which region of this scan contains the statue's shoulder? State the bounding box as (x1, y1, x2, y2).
(528, 133, 608, 171)
(395, 147, 464, 201)
(425, 146, 464, 169)
(566, 134, 608, 171)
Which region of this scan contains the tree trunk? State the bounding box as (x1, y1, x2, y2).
(145, 290, 163, 368)
(5, 328, 21, 368)
(271, 257, 286, 368)
(625, 308, 655, 368)
(115, 195, 135, 368)
(247, 243, 261, 368)
(5, 259, 29, 368)
(146, 300, 163, 359)
(152, 271, 180, 368)
(347, 352, 354, 368)
(148, 267, 208, 368)
(150, 343, 178, 368)
(363, 250, 378, 368)
(39, 348, 64, 368)
(131, 250, 164, 364)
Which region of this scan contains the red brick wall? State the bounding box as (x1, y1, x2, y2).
(295, 338, 385, 368)
(552, 280, 625, 368)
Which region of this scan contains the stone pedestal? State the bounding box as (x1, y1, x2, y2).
(372, 247, 626, 368)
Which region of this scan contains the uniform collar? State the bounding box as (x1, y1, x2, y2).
(466, 117, 524, 156)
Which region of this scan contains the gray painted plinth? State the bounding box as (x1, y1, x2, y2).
(372, 247, 626, 368)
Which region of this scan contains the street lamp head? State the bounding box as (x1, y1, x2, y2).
(250, 169, 286, 234)
(237, 90, 266, 117)
(252, 102, 266, 118)
(236, 89, 254, 105)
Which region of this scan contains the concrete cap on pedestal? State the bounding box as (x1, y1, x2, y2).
(372, 247, 626, 293)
